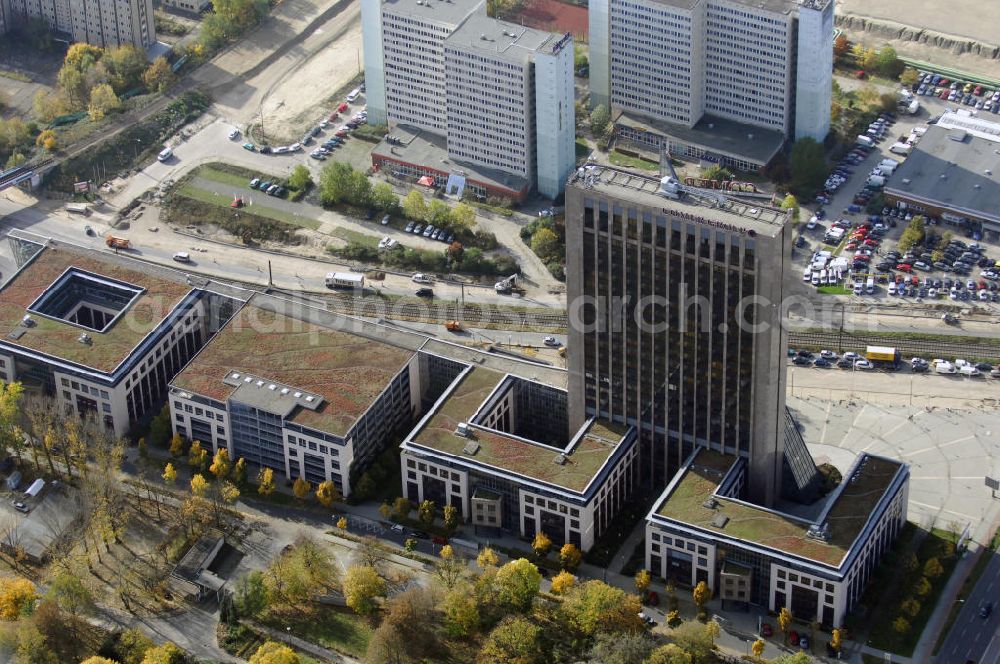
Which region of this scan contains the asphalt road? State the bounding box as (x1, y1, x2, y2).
(936, 551, 1000, 664)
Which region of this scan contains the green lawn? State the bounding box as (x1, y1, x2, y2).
(817, 285, 852, 295)
(608, 149, 659, 172)
(196, 165, 261, 188)
(261, 606, 373, 658)
(176, 184, 321, 230)
(331, 227, 380, 248)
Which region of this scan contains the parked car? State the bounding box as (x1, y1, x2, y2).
(415, 288, 434, 297)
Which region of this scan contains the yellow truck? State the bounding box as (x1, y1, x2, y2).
(866, 346, 898, 363)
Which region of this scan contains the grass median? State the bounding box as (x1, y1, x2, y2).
(176, 184, 321, 231)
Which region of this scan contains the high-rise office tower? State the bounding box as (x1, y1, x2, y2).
(565, 165, 792, 506)
(1, 0, 157, 49)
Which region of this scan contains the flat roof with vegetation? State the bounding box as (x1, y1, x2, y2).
(0, 245, 192, 373)
(654, 448, 903, 568)
(172, 305, 414, 437)
(408, 366, 630, 493)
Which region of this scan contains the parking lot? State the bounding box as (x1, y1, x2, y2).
(794, 90, 1000, 315)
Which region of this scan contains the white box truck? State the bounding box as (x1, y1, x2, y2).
(890, 143, 912, 156)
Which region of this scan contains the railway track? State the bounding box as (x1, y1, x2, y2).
(789, 329, 1000, 362)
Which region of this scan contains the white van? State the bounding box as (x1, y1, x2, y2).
(866, 277, 875, 294)
(157, 147, 172, 162)
(888, 282, 897, 296)
(811, 272, 821, 286)
(959, 365, 981, 377)
(853, 281, 864, 295)
(935, 361, 956, 374)
(173, 252, 191, 263)
(819, 269, 829, 285)
(346, 87, 362, 103)
(803, 266, 812, 282)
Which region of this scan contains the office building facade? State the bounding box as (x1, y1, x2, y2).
(1, 0, 157, 49)
(0, 236, 237, 438)
(646, 447, 909, 627)
(565, 165, 791, 506)
(589, 0, 832, 160)
(363, 0, 576, 198)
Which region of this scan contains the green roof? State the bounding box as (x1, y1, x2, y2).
(410, 367, 629, 492)
(656, 448, 902, 567)
(0, 246, 191, 372)
(172, 305, 414, 437)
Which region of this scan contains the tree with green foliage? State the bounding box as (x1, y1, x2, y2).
(900, 67, 920, 87)
(561, 580, 643, 637)
(443, 581, 480, 637)
(263, 535, 338, 606)
(702, 164, 733, 182)
(104, 44, 147, 91)
(371, 182, 398, 213)
(403, 189, 427, 220)
(780, 194, 801, 221)
(588, 632, 655, 664)
(319, 162, 371, 207)
(789, 138, 827, 198)
(288, 164, 313, 192)
(772, 654, 813, 664)
(343, 565, 387, 616)
(478, 616, 542, 664)
(142, 56, 176, 93)
(233, 570, 268, 617)
(187, 440, 208, 472)
(147, 404, 172, 448)
(874, 45, 904, 78)
(590, 104, 611, 137)
(232, 457, 247, 488)
(46, 568, 94, 617)
(87, 83, 121, 120)
(450, 202, 476, 230)
(530, 227, 560, 260)
(427, 198, 450, 226)
(670, 622, 716, 664)
(494, 558, 542, 613)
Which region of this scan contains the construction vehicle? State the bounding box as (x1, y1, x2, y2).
(105, 236, 130, 250)
(445, 321, 463, 332)
(494, 274, 524, 295)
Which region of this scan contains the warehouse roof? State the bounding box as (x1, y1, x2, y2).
(885, 125, 1000, 223)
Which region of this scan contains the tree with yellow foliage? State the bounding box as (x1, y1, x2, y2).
(336, 516, 348, 530)
(751, 639, 765, 661)
(550, 570, 576, 595)
(209, 448, 230, 479)
(162, 462, 177, 486)
(315, 480, 339, 507)
(190, 473, 209, 497)
(87, 83, 120, 121)
(531, 531, 552, 559)
(477, 547, 500, 569)
(141, 642, 185, 664)
(80, 658, 120, 664)
(169, 433, 184, 457)
(0, 577, 36, 620)
(257, 467, 275, 496)
(248, 641, 300, 664)
(634, 569, 651, 594)
(559, 542, 582, 572)
(188, 440, 208, 472)
(292, 477, 311, 501)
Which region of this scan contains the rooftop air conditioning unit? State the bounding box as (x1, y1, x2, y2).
(21, 315, 34, 327)
(455, 422, 470, 437)
(78, 333, 92, 345)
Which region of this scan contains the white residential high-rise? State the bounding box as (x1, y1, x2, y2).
(590, 0, 833, 167)
(794, 0, 835, 141)
(1, 0, 157, 49)
(360, 0, 388, 126)
(533, 33, 577, 199)
(363, 0, 576, 199)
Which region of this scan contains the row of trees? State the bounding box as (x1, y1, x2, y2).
(33, 43, 175, 123)
(897, 215, 926, 253)
(200, 0, 271, 51)
(833, 36, 905, 79)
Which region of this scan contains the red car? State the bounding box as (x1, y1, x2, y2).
(845, 242, 859, 251)
(335, 130, 348, 138)
(761, 623, 773, 637)
(854, 255, 871, 263)
(940, 90, 950, 100)
(910, 276, 919, 286)
(897, 263, 912, 272)
(337, 102, 349, 113)
(974, 85, 984, 96)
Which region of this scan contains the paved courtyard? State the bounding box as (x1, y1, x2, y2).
(790, 395, 1000, 543)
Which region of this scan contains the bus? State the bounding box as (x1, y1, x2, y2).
(325, 272, 364, 289)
